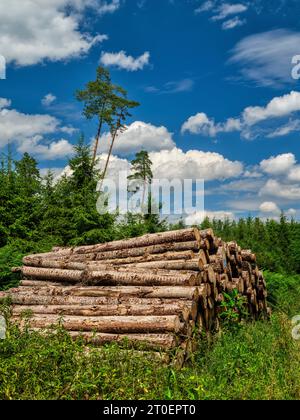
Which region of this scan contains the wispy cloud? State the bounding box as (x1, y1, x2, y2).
(229, 29, 300, 87)
(222, 16, 246, 30)
(145, 78, 194, 94)
(195, 1, 248, 30)
(211, 2, 248, 21)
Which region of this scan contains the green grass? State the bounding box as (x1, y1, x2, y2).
(0, 272, 299, 400)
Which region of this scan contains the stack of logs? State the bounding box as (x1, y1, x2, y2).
(1, 228, 269, 362)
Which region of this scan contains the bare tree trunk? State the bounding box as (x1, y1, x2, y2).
(92, 104, 105, 166)
(98, 123, 120, 191)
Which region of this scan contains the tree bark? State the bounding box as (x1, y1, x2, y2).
(126, 259, 203, 271)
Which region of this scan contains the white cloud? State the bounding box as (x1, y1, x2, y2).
(181, 113, 216, 136)
(100, 50, 150, 71)
(185, 210, 235, 225)
(96, 154, 130, 183)
(18, 138, 74, 160)
(98, 121, 176, 155)
(146, 79, 195, 94)
(96, 147, 243, 183)
(0, 108, 60, 146)
(212, 3, 248, 21)
(260, 153, 296, 176)
(149, 148, 243, 181)
(287, 208, 297, 217)
(0, 0, 112, 66)
(229, 29, 300, 87)
(42, 94, 57, 107)
(222, 16, 246, 30)
(217, 178, 264, 193)
(182, 91, 300, 139)
(195, 1, 215, 14)
(288, 166, 300, 182)
(267, 120, 300, 138)
(243, 91, 300, 126)
(0, 98, 74, 159)
(181, 112, 240, 136)
(259, 179, 300, 201)
(259, 201, 280, 214)
(0, 98, 12, 109)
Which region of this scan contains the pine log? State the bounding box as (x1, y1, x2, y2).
(72, 228, 205, 254)
(12, 285, 201, 300)
(204, 265, 217, 286)
(69, 332, 178, 350)
(92, 241, 203, 261)
(23, 250, 196, 268)
(20, 266, 197, 287)
(241, 250, 256, 263)
(12, 301, 197, 322)
(125, 259, 203, 271)
(13, 315, 183, 333)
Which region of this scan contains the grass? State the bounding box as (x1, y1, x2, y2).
(0, 272, 299, 400)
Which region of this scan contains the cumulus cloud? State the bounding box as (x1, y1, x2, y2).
(100, 51, 150, 71)
(0, 98, 74, 159)
(185, 210, 235, 225)
(181, 112, 240, 136)
(182, 91, 300, 139)
(288, 166, 300, 182)
(149, 148, 243, 181)
(260, 153, 296, 176)
(259, 179, 300, 201)
(95, 147, 243, 183)
(259, 201, 280, 214)
(229, 29, 300, 87)
(0, 0, 112, 66)
(42, 94, 57, 107)
(18, 138, 74, 160)
(243, 91, 300, 125)
(98, 121, 176, 155)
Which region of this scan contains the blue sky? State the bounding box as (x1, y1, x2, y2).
(1, 0, 300, 222)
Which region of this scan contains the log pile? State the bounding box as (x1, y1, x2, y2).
(0, 228, 269, 362)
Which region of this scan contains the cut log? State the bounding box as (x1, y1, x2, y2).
(92, 241, 203, 261)
(241, 250, 256, 263)
(68, 332, 178, 350)
(13, 314, 183, 334)
(12, 301, 197, 322)
(72, 228, 204, 254)
(23, 250, 196, 268)
(126, 259, 203, 271)
(20, 266, 197, 287)
(12, 285, 200, 300)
